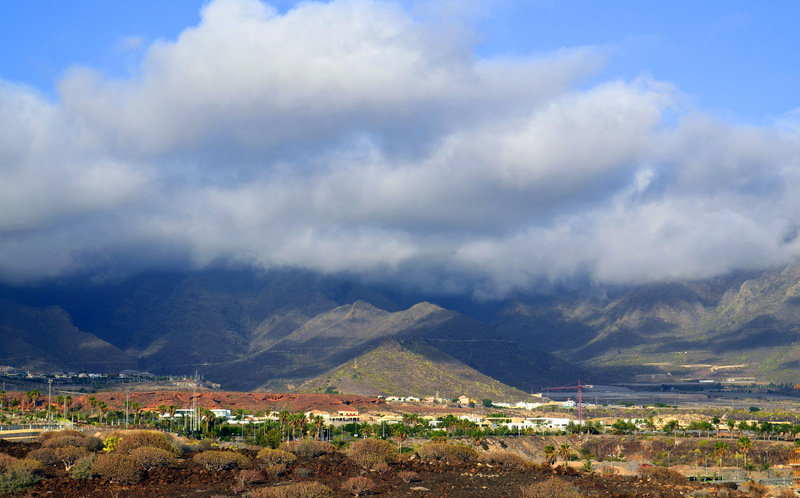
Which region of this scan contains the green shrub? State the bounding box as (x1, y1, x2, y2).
(192, 450, 251, 471)
(250, 481, 334, 498)
(415, 442, 479, 463)
(92, 453, 142, 484)
(256, 448, 297, 466)
(10, 459, 42, 474)
(0, 469, 41, 494)
(520, 477, 582, 498)
(130, 446, 176, 470)
(347, 438, 397, 469)
(69, 454, 97, 480)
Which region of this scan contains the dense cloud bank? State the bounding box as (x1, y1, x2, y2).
(2, 0, 800, 297)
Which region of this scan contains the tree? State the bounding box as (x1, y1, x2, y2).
(713, 441, 728, 467)
(167, 405, 176, 432)
(737, 437, 752, 468)
(481, 399, 493, 408)
(558, 443, 572, 468)
(726, 418, 736, 435)
(543, 445, 557, 465)
(278, 411, 290, 442)
(663, 419, 680, 435)
(711, 416, 721, 437)
(313, 415, 325, 440)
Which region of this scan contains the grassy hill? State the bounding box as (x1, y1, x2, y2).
(293, 339, 533, 402)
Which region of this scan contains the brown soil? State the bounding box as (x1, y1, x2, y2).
(1, 440, 763, 498)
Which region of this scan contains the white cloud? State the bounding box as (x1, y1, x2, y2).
(2, 0, 800, 296)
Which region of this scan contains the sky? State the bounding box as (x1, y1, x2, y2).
(1, 0, 800, 297)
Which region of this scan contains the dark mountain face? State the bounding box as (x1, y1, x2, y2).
(3, 262, 800, 389)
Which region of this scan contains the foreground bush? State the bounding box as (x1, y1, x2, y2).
(56, 446, 90, 471)
(280, 440, 336, 458)
(115, 430, 175, 454)
(0, 455, 42, 474)
(637, 465, 685, 484)
(38, 429, 86, 443)
(520, 477, 582, 498)
(193, 450, 251, 471)
(69, 454, 97, 480)
(347, 439, 397, 469)
(397, 470, 419, 483)
(43, 435, 87, 449)
(250, 481, 334, 498)
(0, 469, 41, 494)
(257, 448, 297, 466)
(92, 453, 142, 484)
(28, 448, 59, 465)
(341, 476, 376, 496)
(130, 446, 176, 470)
(415, 442, 478, 463)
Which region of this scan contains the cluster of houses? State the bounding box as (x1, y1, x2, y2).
(158, 406, 579, 432)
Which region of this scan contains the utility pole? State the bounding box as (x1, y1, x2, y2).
(47, 379, 52, 428)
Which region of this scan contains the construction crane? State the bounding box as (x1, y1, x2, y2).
(542, 380, 585, 426)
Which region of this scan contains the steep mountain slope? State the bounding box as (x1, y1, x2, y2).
(206, 300, 577, 391)
(492, 266, 800, 383)
(294, 339, 533, 401)
(0, 300, 135, 372)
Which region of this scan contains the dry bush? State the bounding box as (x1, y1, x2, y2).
(69, 454, 96, 480)
(130, 446, 176, 470)
(341, 476, 375, 496)
(28, 448, 59, 465)
(250, 481, 334, 498)
(238, 468, 267, 485)
(637, 465, 685, 485)
(38, 430, 86, 442)
(43, 436, 87, 449)
(0, 454, 16, 471)
(85, 436, 105, 452)
(481, 451, 531, 469)
(55, 446, 89, 470)
(415, 442, 479, 464)
(92, 453, 142, 484)
(520, 477, 582, 498)
(193, 450, 251, 471)
(738, 481, 767, 497)
(257, 448, 297, 466)
(371, 461, 390, 474)
(280, 440, 336, 458)
(347, 439, 397, 470)
(263, 463, 287, 478)
(115, 430, 174, 454)
(397, 470, 419, 483)
(601, 466, 619, 477)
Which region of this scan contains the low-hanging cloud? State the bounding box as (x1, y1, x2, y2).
(2, 0, 800, 297)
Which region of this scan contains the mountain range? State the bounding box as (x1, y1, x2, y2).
(3, 262, 800, 393)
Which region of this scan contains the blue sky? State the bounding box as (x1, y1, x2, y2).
(3, 1, 798, 122)
(2, 0, 800, 295)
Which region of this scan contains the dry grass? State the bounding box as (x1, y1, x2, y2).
(347, 439, 397, 470)
(520, 477, 582, 498)
(250, 481, 334, 498)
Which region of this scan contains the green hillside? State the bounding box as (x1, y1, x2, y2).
(293, 339, 533, 402)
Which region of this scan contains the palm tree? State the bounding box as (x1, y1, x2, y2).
(313, 415, 325, 440)
(713, 441, 728, 467)
(737, 437, 752, 468)
(158, 405, 166, 429)
(168, 405, 176, 432)
(204, 409, 216, 434)
(558, 443, 572, 468)
(130, 402, 141, 425)
(278, 411, 290, 442)
(543, 445, 557, 465)
(726, 418, 736, 436)
(0, 390, 6, 410)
